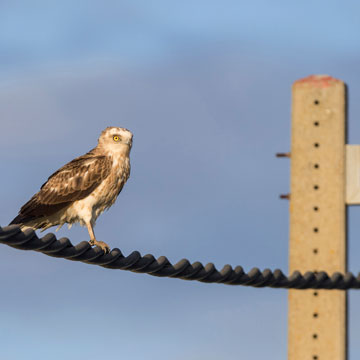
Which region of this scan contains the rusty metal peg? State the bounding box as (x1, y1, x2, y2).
(276, 152, 291, 158)
(280, 194, 290, 200)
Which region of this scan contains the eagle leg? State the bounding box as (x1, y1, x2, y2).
(86, 222, 111, 254)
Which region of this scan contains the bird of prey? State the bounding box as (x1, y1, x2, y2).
(10, 127, 133, 253)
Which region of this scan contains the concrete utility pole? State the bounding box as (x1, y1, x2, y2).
(288, 75, 348, 360)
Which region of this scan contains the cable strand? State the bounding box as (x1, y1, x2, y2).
(0, 225, 358, 290)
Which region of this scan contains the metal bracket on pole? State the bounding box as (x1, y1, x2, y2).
(288, 75, 347, 360)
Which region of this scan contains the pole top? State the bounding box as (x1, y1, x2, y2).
(294, 75, 342, 88)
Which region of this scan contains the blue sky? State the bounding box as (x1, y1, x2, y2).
(1, 1, 360, 359)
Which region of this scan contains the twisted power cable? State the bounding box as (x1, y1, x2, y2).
(0, 225, 359, 290)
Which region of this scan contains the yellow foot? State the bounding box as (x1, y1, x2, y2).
(89, 239, 111, 254)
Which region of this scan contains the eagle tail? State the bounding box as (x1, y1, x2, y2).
(9, 214, 55, 233)
(9, 214, 36, 228)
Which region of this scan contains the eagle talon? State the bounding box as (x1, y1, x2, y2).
(89, 240, 110, 254)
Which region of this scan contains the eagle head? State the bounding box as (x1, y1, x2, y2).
(98, 127, 133, 155)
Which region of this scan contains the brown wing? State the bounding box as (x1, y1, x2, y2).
(17, 149, 112, 219)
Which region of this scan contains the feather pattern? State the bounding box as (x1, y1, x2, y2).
(16, 148, 112, 219)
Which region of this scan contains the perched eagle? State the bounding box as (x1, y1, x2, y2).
(10, 127, 133, 253)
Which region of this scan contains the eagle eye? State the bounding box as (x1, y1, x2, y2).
(113, 135, 120, 142)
